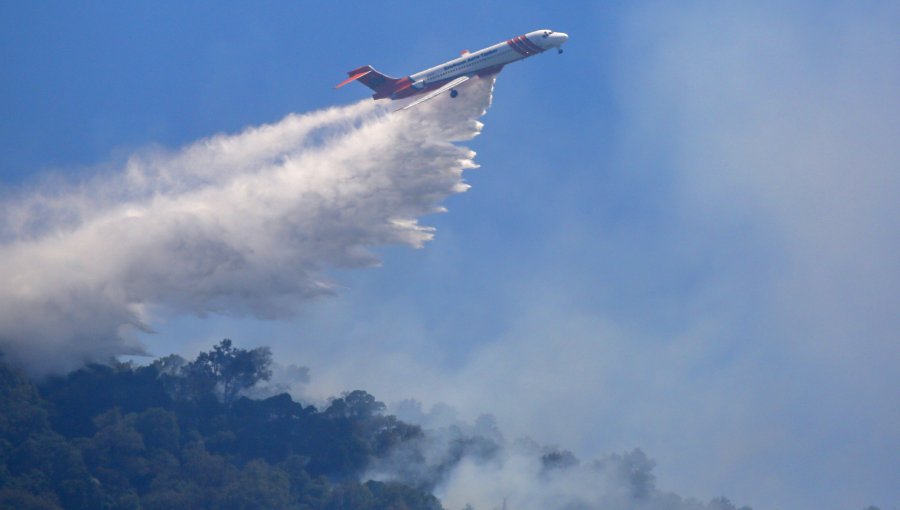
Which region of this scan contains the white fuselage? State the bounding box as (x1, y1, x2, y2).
(409, 29, 567, 88)
(335, 29, 568, 104)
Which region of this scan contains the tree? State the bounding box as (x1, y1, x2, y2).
(39, 363, 170, 438)
(365, 480, 444, 510)
(325, 390, 385, 420)
(0, 345, 444, 510)
(186, 339, 273, 404)
(0, 487, 62, 510)
(0, 360, 50, 445)
(220, 460, 295, 510)
(325, 482, 375, 510)
(134, 408, 180, 453)
(540, 449, 578, 472)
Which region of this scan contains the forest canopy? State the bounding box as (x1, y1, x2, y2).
(0, 340, 438, 510)
(0, 340, 763, 510)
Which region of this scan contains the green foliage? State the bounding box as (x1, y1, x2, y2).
(0, 486, 62, 510)
(185, 339, 273, 404)
(0, 361, 50, 444)
(40, 363, 171, 438)
(0, 341, 441, 510)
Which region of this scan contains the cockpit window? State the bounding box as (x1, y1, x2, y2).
(543, 30, 554, 38)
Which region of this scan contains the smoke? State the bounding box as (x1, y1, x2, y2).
(370, 402, 751, 510)
(0, 77, 495, 375)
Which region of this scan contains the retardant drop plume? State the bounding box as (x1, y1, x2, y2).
(0, 78, 495, 375)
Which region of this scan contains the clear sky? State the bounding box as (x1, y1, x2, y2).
(2, 2, 898, 510)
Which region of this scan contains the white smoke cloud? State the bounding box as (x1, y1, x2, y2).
(236, 5, 899, 509)
(370, 404, 750, 510)
(0, 77, 495, 375)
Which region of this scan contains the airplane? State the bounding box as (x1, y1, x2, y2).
(336, 29, 568, 110)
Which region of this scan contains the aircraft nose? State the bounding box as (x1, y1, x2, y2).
(550, 32, 568, 47)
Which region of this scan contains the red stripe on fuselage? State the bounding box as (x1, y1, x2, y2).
(390, 77, 414, 94)
(519, 35, 544, 53)
(389, 76, 458, 100)
(516, 35, 544, 55)
(513, 36, 535, 56)
(507, 39, 529, 56)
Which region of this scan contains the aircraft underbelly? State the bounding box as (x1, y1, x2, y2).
(410, 45, 518, 82)
(396, 52, 513, 100)
(392, 77, 460, 99)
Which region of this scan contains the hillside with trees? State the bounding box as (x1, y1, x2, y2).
(0, 340, 439, 510)
(0, 340, 769, 510)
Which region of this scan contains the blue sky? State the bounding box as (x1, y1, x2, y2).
(2, 2, 898, 510)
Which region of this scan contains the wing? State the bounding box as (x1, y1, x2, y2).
(397, 75, 470, 111)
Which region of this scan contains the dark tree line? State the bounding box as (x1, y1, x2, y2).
(0, 341, 439, 510)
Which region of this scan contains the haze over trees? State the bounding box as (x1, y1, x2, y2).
(0, 340, 437, 510)
(0, 339, 778, 510)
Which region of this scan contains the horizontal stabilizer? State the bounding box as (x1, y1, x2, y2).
(335, 65, 410, 99)
(335, 68, 372, 89)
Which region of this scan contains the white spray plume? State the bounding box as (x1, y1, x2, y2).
(0, 78, 495, 375)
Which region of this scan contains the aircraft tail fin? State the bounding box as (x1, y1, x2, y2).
(336, 66, 411, 99)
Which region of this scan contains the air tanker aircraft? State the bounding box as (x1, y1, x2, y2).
(336, 29, 568, 110)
